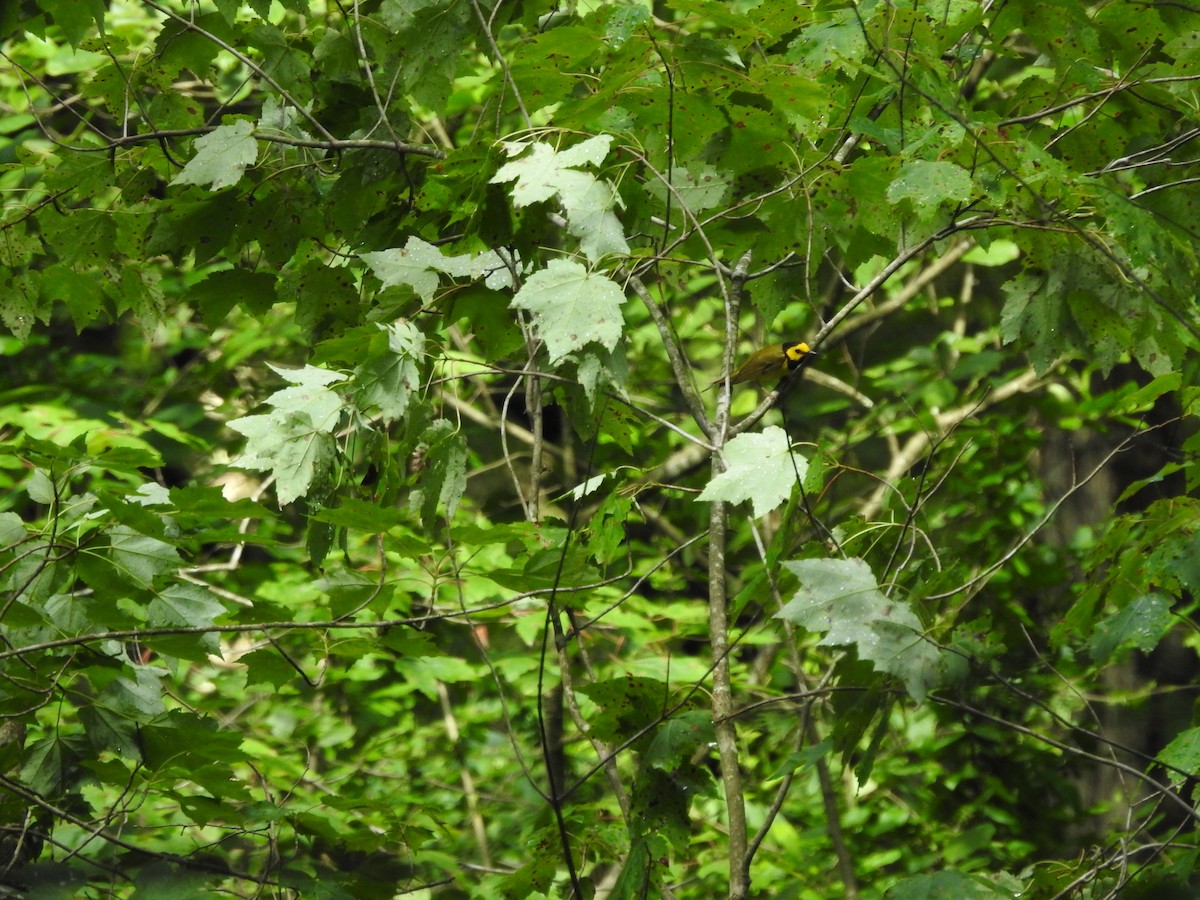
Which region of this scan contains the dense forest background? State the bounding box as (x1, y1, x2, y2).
(2, 0, 1200, 897)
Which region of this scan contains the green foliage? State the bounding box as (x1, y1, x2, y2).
(2, 0, 1200, 897)
(699, 426, 808, 517)
(169, 120, 259, 191)
(777, 558, 941, 702)
(510, 259, 627, 363)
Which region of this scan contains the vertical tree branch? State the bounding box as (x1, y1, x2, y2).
(704, 247, 756, 897)
(436, 680, 492, 868)
(707, 498, 749, 898)
(552, 626, 632, 821)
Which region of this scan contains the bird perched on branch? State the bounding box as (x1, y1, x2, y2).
(713, 341, 817, 388)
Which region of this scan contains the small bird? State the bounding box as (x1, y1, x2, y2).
(713, 341, 817, 388)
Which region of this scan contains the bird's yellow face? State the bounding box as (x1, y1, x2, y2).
(783, 342, 812, 367)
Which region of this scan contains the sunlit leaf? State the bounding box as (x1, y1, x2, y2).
(698, 426, 806, 517)
(510, 260, 626, 363)
(492, 136, 630, 262)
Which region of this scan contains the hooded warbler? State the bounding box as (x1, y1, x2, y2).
(714, 341, 817, 387)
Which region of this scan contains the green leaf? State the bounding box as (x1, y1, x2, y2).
(42, 0, 105, 46)
(1087, 593, 1173, 664)
(38, 264, 107, 331)
(130, 861, 216, 899)
(107, 525, 182, 591)
(21, 735, 84, 798)
(148, 583, 225, 629)
(777, 557, 941, 701)
(142, 711, 248, 772)
(999, 268, 1068, 374)
(104, 669, 166, 719)
(188, 269, 278, 325)
(352, 320, 424, 424)
(229, 410, 339, 506)
(698, 426, 806, 517)
(41, 207, 115, 267)
(379, 627, 442, 658)
(510, 259, 626, 363)
(643, 710, 713, 772)
(630, 768, 690, 860)
(380, 0, 476, 109)
(0, 511, 25, 547)
(410, 419, 467, 527)
(27, 468, 56, 504)
(498, 837, 556, 899)
(313, 498, 407, 533)
(1066, 291, 1130, 376)
(170, 120, 259, 191)
(609, 836, 658, 899)
(1158, 726, 1200, 776)
(887, 160, 974, 220)
(241, 649, 299, 689)
(168, 486, 270, 522)
(80, 702, 141, 758)
(586, 491, 633, 565)
(228, 365, 348, 505)
(0, 271, 43, 340)
(491, 136, 630, 261)
(361, 237, 513, 303)
(886, 870, 1026, 899)
(147, 192, 247, 265)
(645, 164, 731, 214)
(286, 260, 361, 339)
(577, 676, 665, 744)
(155, 13, 231, 75)
(605, 3, 651, 47)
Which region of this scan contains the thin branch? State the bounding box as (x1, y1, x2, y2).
(706, 493, 750, 899)
(830, 239, 976, 344)
(859, 368, 1042, 521)
(143, 0, 336, 143)
(852, 7, 1200, 344)
(928, 419, 1172, 601)
(1129, 175, 1200, 200)
(929, 696, 1200, 827)
(101, 127, 442, 158)
(436, 680, 493, 868)
(0, 582, 629, 665)
(0, 772, 277, 885)
(552, 630, 632, 821)
(732, 219, 985, 439)
(629, 274, 713, 440)
(349, 0, 404, 146)
(468, 0, 531, 129)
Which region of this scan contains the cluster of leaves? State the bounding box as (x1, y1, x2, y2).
(1, 0, 1200, 898)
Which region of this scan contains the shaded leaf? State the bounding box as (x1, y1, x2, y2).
(352, 320, 424, 424)
(170, 120, 258, 191)
(107, 525, 180, 590)
(148, 583, 225, 629)
(886, 870, 1027, 899)
(887, 159, 973, 220)
(1159, 727, 1200, 776)
(1087, 593, 1173, 664)
(777, 558, 941, 701)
